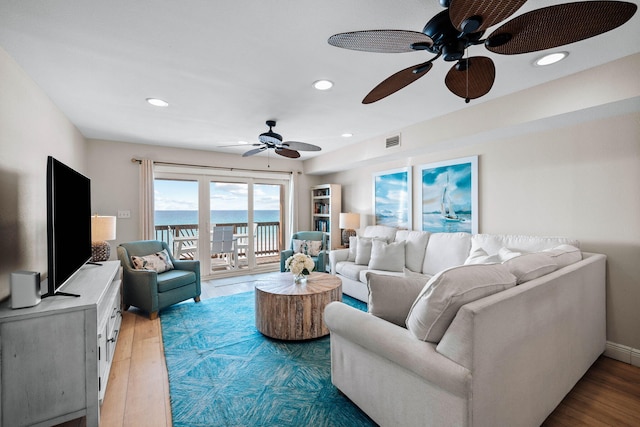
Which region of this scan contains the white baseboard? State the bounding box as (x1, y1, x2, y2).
(604, 341, 640, 367)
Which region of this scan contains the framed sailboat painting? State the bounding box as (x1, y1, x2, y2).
(373, 167, 412, 230)
(420, 156, 478, 234)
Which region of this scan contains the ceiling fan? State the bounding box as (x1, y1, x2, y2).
(242, 120, 322, 158)
(328, 0, 637, 104)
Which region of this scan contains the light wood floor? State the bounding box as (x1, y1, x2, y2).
(63, 274, 640, 426)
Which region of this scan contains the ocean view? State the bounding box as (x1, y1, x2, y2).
(155, 210, 280, 226)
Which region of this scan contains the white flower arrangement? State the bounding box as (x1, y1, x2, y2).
(285, 252, 315, 276)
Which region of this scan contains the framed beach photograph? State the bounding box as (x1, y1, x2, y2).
(420, 156, 478, 234)
(373, 167, 412, 229)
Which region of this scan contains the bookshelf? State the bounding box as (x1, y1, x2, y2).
(311, 184, 341, 250)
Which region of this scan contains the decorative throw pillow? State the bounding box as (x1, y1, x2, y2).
(131, 249, 174, 273)
(464, 247, 501, 265)
(347, 236, 358, 262)
(498, 247, 522, 261)
(293, 239, 323, 256)
(368, 240, 405, 272)
(354, 237, 373, 265)
(406, 264, 517, 343)
(367, 273, 429, 327)
(306, 241, 323, 256)
(542, 244, 582, 268)
(502, 253, 558, 284)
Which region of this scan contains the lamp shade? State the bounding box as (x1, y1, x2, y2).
(339, 213, 360, 230)
(91, 215, 116, 241)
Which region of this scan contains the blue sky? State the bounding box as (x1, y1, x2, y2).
(154, 180, 281, 211)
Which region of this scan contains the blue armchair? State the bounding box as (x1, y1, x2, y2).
(117, 240, 201, 319)
(280, 231, 328, 273)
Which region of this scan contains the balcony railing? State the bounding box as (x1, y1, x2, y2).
(155, 222, 282, 260)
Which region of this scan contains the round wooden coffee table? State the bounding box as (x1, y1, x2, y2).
(255, 272, 342, 340)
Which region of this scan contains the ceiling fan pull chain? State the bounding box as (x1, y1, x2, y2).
(465, 49, 470, 104)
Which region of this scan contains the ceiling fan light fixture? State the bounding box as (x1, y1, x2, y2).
(534, 52, 568, 66)
(313, 80, 333, 90)
(146, 98, 169, 107)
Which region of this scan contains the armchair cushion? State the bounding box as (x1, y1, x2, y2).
(131, 249, 174, 273)
(157, 270, 198, 293)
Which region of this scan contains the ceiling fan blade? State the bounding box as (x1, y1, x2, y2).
(449, 0, 528, 33)
(282, 141, 322, 151)
(486, 1, 638, 55)
(275, 147, 301, 159)
(242, 147, 266, 157)
(445, 56, 495, 101)
(363, 62, 433, 104)
(328, 30, 433, 53)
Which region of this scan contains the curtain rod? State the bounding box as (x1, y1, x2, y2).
(130, 158, 299, 175)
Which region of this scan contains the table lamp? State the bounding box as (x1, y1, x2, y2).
(91, 215, 116, 262)
(339, 213, 360, 248)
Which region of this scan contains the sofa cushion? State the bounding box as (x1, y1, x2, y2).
(471, 234, 580, 256)
(422, 232, 471, 276)
(542, 244, 582, 268)
(368, 240, 405, 272)
(335, 261, 369, 282)
(367, 273, 429, 327)
(464, 247, 501, 265)
(406, 264, 517, 343)
(503, 253, 558, 284)
(362, 225, 397, 242)
(396, 230, 430, 273)
(131, 249, 174, 273)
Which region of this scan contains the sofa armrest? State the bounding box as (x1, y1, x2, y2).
(328, 248, 349, 274)
(324, 302, 470, 398)
(172, 259, 201, 294)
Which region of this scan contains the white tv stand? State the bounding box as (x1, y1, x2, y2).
(0, 261, 122, 427)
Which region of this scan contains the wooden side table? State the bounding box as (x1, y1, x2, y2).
(255, 272, 342, 340)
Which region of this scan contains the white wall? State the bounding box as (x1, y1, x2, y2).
(85, 139, 321, 254)
(311, 54, 640, 350)
(0, 47, 87, 299)
(319, 111, 640, 350)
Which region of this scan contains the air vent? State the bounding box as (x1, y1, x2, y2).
(385, 134, 401, 149)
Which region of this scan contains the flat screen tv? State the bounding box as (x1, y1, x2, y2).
(45, 156, 92, 298)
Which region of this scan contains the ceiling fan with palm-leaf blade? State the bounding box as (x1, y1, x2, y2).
(241, 120, 321, 158)
(328, 0, 637, 103)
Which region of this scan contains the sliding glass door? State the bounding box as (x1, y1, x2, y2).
(154, 167, 288, 278)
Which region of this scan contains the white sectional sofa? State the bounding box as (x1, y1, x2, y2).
(325, 226, 607, 426)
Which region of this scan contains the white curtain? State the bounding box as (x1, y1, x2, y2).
(288, 172, 299, 242)
(139, 159, 155, 240)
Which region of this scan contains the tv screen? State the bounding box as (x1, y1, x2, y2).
(46, 156, 92, 297)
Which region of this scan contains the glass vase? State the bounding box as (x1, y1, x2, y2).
(293, 273, 307, 284)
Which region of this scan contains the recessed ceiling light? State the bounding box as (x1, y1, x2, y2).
(313, 80, 333, 90)
(341, 133, 353, 138)
(146, 98, 169, 107)
(238, 140, 249, 145)
(534, 52, 568, 67)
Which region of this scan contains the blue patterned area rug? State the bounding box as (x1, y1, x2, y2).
(160, 291, 376, 427)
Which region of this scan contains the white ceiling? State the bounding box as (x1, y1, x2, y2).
(1, 0, 638, 160)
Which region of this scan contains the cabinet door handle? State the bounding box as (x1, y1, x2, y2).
(108, 329, 119, 343)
